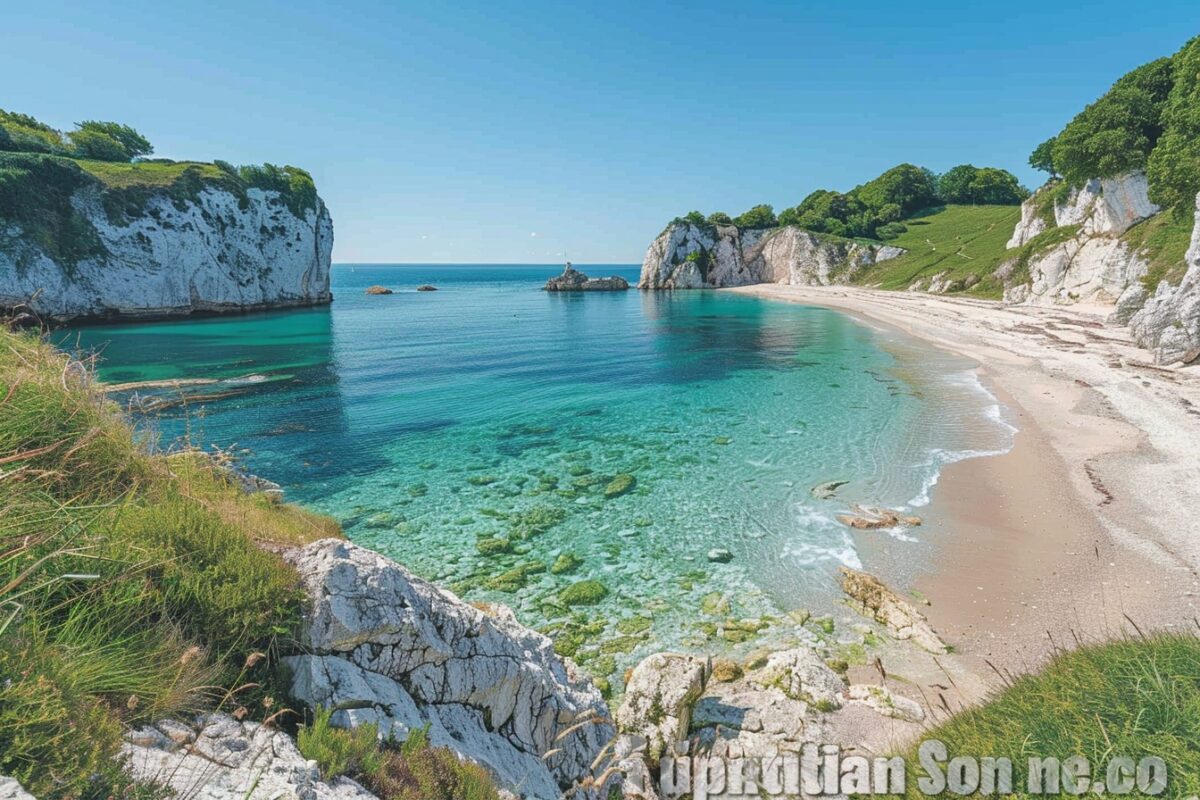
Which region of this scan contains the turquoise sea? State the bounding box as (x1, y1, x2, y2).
(58, 265, 1015, 680)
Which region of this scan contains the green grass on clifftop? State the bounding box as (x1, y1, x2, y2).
(897, 633, 1200, 799)
(1123, 211, 1196, 290)
(854, 205, 1022, 298)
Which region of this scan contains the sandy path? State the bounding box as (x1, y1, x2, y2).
(724, 284, 1200, 682)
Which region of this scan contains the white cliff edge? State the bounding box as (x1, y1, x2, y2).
(1128, 192, 1200, 364)
(1000, 172, 1158, 307)
(639, 223, 903, 289)
(0, 185, 333, 322)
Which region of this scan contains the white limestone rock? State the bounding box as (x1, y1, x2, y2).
(757, 648, 845, 709)
(283, 539, 612, 800)
(1002, 173, 1158, 307)
(1129, 191, 1200, 364)
(839, 567, 948, 654)
(1006, 196, 1048, 249)
(1053, 172, 1160, 236)
(615, 653, 710, 762)
(0, 778, 34, 800)
(846, 684, 925, 723)
(638, 223, 903, 289)
(0, 185, 333, 322)
(121, 713, 376, 800)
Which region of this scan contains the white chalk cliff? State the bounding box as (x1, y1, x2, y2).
(0, 184, 332, 322)
(1000, 172, 1158, 307)
(1128, 192, 1200, 364)
(999, 173, 1200, 364)
(638, 222, 903, 289)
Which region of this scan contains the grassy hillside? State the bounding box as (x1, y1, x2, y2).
(0, 329, 498, 799)
(899, 633, 1200, 799)
(853, 204, 1022, 297)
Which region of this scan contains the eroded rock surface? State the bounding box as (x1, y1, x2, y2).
(615, 653, 710, 763)
(0, 778, 34, 800)
(544, 263, 629, 291)
(0, 186, 333, 322)
(122, 714, 375, 800)
(1128, 191, 1200, 364)
(839, 567, 947, 654)
(639, 223, 903, 289)
(283, 539, 612, 800)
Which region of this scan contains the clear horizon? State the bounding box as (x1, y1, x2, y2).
(4, 1, 1195, 263)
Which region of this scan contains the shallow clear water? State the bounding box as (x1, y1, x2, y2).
(59, 265, 1014, 679)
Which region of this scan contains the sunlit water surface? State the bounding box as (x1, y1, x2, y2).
(59, 265, 1015, 680)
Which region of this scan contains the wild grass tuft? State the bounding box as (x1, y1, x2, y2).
(898, 632, 1200, 799)
(296, 710, 500, 800)
(0, 328, 341, 796)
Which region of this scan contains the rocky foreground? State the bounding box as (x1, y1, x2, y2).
(1, 536, 955, 800)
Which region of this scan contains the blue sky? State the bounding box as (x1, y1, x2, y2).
(3, 2, 1195, 263)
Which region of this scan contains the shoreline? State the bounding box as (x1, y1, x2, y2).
(725, 284, 1200, 688)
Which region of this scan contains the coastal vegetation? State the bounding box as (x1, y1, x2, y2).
(1031, 35, 1200, 217)
(681, 162, 1027, 243)
(0, 108, 319, 270)
(901, 633, 1200, 799)
(0, 328, 494, 799)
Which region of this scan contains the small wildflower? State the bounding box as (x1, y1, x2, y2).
(180, 645, 202, 665)
(244, 651, 265, 669)
(262, 696, 274, 709)
(232, 706, 248, 721)
(126, 694, 139, 711)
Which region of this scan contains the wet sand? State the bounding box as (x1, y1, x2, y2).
(725, 284, 1200, 689)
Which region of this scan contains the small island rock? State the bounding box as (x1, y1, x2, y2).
(365, 285, 394, 295)
(544, 263, 629, 292)
(416, 284, 438, 291)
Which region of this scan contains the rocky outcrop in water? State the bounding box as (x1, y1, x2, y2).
(638, 222, 903, 289)
(0, 182, 333, 322)
(282, 539, 613, 800)
(1128, 192, 1200, 364)
(544, 263, 629, 291)
(1001, 172, 1158, 306)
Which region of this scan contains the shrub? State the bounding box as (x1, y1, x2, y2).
(937, 164, 1028, 205)
(1147, 36, 1200, 214)
(365, 727, 499, 800)
(732, 203, 777, 229)
(1050, 58, 1173, 186)
(706, 211, 732, 225)
(297, 707, 382, 778)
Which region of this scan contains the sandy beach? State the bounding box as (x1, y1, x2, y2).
(726, 284, 1200, 697)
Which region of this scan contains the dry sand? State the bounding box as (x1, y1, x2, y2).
(725, 284, 1200, 700)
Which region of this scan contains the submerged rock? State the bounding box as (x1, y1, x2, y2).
(544, 263, 630, 291)
(282, 539, 613, 799)
(839, 567, 948, 654)
(416, 284, 438, 291)
(836, 505, 922, 529)
(706, 548, 733, 563)
(810, 479, 849, 500)
(364, 285, 393, 295)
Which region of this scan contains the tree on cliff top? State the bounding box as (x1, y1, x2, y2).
(1046, 57, 1173, 187)
(1147, 36, 1200, 214)
(732, 204, 777, 229)
(0, 109, 153, 162)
